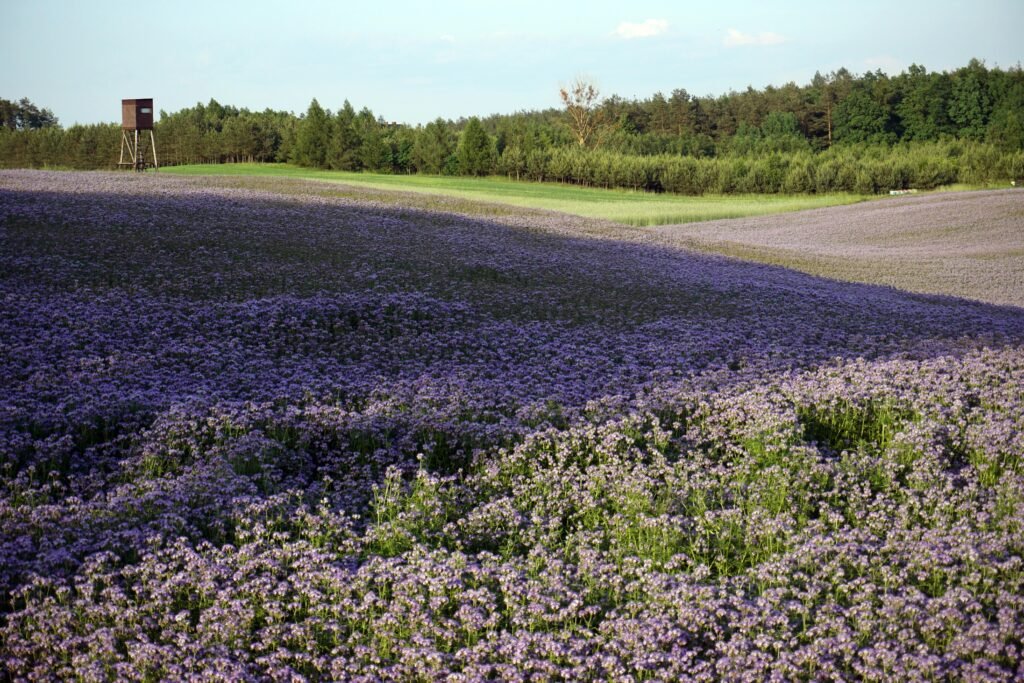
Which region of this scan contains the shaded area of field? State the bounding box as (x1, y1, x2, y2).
(1, 171, 1023, 680)
(164, 162, 868, 225)
(654, 188, 1024, 308)
(164, 165, 1024, 309)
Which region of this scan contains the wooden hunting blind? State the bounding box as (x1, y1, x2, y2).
(119, 98, 158, 171)
(122, 98, 154, 130)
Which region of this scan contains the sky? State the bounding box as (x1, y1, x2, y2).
(2, 0, 1022, 126)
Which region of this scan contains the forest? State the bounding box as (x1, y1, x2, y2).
(2, 59, 1022, 194)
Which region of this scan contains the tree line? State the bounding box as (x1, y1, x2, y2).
(1, 58, 1022, 194)
(0, 97, 59, 131)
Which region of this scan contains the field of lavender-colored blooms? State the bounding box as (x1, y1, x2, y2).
(657, 188, 1024, 309)
(2, 169, 1023, 681)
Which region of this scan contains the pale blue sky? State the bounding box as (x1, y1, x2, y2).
(2, 0, 1021, 126)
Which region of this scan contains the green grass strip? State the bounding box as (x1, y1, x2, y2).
(162, 163, 869, 226)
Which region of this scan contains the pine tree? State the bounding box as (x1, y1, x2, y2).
(457, 117, 494, 175)
(294, 98, 331, 168)
(355, 108, 390, 171)
(327, 100, 361, 170)
(413, 118, 454, 174)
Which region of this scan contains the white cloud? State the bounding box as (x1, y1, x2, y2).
(614, 19, 669, 40)
(723, 28, 786, 47)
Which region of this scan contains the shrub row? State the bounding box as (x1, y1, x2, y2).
(2, 126, 1021, 195)
(495, 142, 1024, 194)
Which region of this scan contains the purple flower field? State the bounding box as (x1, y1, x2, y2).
(655, 188, 1024, 309)
(1, 170, 1023, 681)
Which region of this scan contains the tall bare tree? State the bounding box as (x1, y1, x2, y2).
(559, 78, 604, 147)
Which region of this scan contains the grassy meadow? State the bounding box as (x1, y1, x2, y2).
(163, 162, 870, 226)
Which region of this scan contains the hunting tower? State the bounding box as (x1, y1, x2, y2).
(119, 98, 158, 171)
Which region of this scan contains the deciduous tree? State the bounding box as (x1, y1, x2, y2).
(560, 78, 604, 147)
(950, 59, 992, 140)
